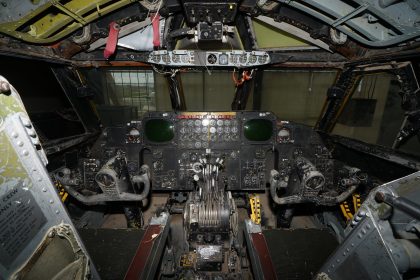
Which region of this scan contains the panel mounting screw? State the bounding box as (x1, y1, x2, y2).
(0, 81, 10, 93)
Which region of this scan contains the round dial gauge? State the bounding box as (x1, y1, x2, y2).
(239, 54, 247, 63)
(258, 55, 268, 64)
(152, 54, 161, 63)
(172, 54, 180, 63)
(249, 55, 257, 64)
(207, 54, 217, 64)
(219, 54, 228, 65)
(230, 55, 238, 64)
(181, 55, 189, 63)
(278, 128, 291, 142)
(129, 128, 140, 136)
(127, 127, 140, 142)
(162, 54, 170, 63)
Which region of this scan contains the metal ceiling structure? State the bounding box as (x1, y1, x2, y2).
(0, 0, 419, 48)
(278, 0, 420, 47)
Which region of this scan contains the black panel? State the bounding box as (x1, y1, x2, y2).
(138, 112, 277, 190)
(100, 111, 328, 192)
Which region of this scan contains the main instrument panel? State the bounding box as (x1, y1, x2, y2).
(124, 112, 276, 191)
(92, 111, 332, 195)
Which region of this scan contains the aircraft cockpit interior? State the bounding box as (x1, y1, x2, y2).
(1, 1, 420, 279)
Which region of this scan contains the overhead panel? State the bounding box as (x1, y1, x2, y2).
(0, 0, 135, 44)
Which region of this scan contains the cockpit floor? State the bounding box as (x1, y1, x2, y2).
(78, 228, 144, 280)
(263, 228, 338, 280)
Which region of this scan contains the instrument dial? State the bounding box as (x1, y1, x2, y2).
(207, 54, 217, 64)
(181, 55, 189, 63)
(249, 54, 257, 64)
(127, 126, 141, 143)
(129, 128, 140, 136)
(277, 127, 291, 142)
(258, 55, 268, 64)
(162, 54, 170, 63)
(172, 54, 180, 63)
(239, 54, 247, 63)
(219, 53, 228, 65)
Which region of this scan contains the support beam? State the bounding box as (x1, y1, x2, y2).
(332, 4, 369, 27)
(252, 69, 264, 110)
(315, 67, 358, 132)
(51, 66, 101, 133)
(166, 71, 186, 111)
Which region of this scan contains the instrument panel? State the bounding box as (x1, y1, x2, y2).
(148, 50, 270, 68)
(141, 112, 275, 147)
(99, 111, 331, 192)
(124, 112, 277, 191)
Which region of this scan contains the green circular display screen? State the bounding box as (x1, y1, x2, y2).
(243, 119, 273, 141)
(145, 119, 174, 143)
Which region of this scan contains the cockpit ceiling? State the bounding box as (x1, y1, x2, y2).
(0, 0, 134, 44)
(0, 0, 419, 47)
(279, 0, 420, 47)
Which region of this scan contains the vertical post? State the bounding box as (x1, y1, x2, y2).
(252, 70, 264, 110)
(166, 71, 186, 111)
(316, 67, 358, 133)
(51, 66, 101, 133)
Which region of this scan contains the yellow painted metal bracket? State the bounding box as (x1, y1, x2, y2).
(340, 201, 353, 221)
(250, 194, 261, 224)
(55, 180, 69, 203)
(340, 193, 362, 222)
(51, 0, 87, 25)
(352, 193, 361, 213)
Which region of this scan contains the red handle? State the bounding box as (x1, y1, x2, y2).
(104, 21, 120, 59)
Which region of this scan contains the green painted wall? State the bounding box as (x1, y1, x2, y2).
(252, 20, 309, 48)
